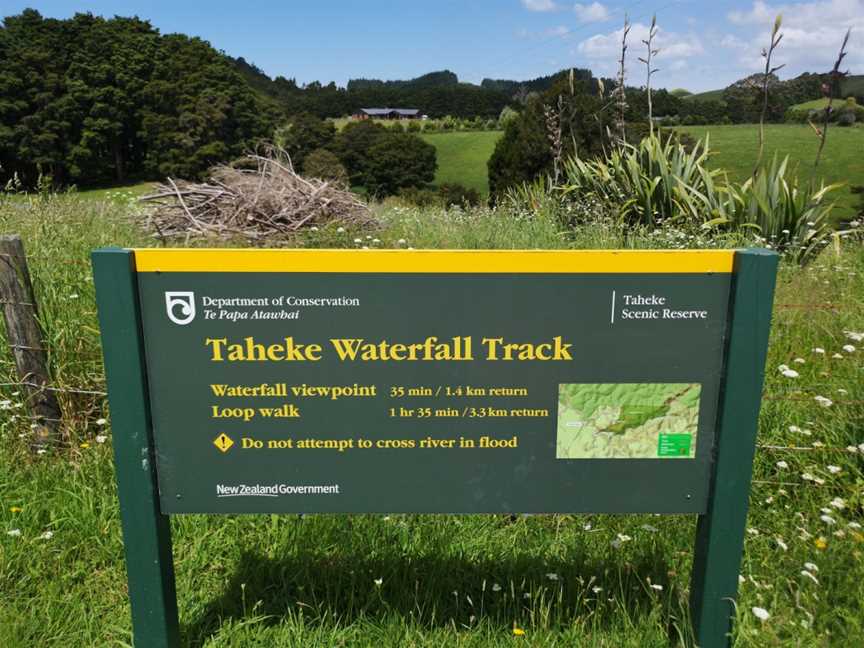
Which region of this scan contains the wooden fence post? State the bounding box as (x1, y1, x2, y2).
(0, 234, 61, 447)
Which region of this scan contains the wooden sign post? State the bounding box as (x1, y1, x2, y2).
(92, 248, 777, 648)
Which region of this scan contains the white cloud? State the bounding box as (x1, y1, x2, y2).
(546, 25, 571, 37)
(574, 2, 610, 24)
(720, 34, 750, 51)
(725, 1, 863, 71)
(578, 21, 704, 63)
(521, 0, 558, 11)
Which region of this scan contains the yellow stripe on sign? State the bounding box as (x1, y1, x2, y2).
(132, 248, 736, 274)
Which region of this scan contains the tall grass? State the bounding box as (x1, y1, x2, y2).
(0, 196, 862, 647)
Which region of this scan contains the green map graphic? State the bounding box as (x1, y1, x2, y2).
(556, 383, 701, 459)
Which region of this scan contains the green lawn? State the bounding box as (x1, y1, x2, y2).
(73, 181, 155, 201)
(680, 124, 864, 218)
(422, 131, 503, 195)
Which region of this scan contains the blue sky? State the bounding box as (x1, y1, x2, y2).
(5, 1, 862, 92)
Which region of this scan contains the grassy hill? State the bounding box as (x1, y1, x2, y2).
(686, 75, 864, 107)
(682, 88, 726, 103)
(421, 131, 503, 195)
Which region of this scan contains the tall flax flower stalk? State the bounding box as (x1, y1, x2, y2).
(544, 97, 564, 184)
(814, 29, 851, 167)
(613, 14, 631, 146)
(754, 15, 785, 178)
(639, 15, 660, 137)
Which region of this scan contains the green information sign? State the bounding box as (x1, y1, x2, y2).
(92, 248, 777, 648)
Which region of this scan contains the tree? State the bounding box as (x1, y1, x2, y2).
(302, 148, 347, 185)
(332, 120, 389, 185)
(364, 132, 437, 197)
(274, 113, 335, 170)
(487, 77, 611, 197)
(0, 10, 277, 188)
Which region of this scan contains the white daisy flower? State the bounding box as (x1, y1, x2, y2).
(778, 364, 799, 378)
(752, 607, 770, 621)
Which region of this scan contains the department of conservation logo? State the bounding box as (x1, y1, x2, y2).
(165, 291, 196, 325)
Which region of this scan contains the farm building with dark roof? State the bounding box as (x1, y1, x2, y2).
(352, 108, 423, 120)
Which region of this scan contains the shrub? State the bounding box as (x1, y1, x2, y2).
(406, 120, 422, 132)
(439, 183, 481, 207)
(302, 148, 348, 185)
(397, 186, 441, 207)
(498, 106, 520, 129)
(556, 136, 840, 265)
(837, 111, 857, 127)
(732, 155, 840, 264)
(560, 135, 723, 227)
(439, 116, 458, 131)
(364, 132, 437, 197)
(332, 120, 389, 185)
(487, 81, 610, 197)
(274, 113, 336, 170)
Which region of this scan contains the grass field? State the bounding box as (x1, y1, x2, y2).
(0, 196, 862, 646)
(680, 124, 864, 218)
(422, 131, 502, 195)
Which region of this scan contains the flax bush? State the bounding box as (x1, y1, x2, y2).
(540, 135, 847, 264)
(560, 135, 725, 226)
(729, 156, 843, 264)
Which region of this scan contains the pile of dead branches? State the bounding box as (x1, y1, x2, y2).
(139, 147, 374, 241)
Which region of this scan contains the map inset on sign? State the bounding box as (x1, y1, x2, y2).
(556, 383, 701, 459)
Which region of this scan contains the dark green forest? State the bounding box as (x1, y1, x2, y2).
(0, 10, 280, 187)
(232, 61, 512, 120)
(0, 10, 514, 189)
